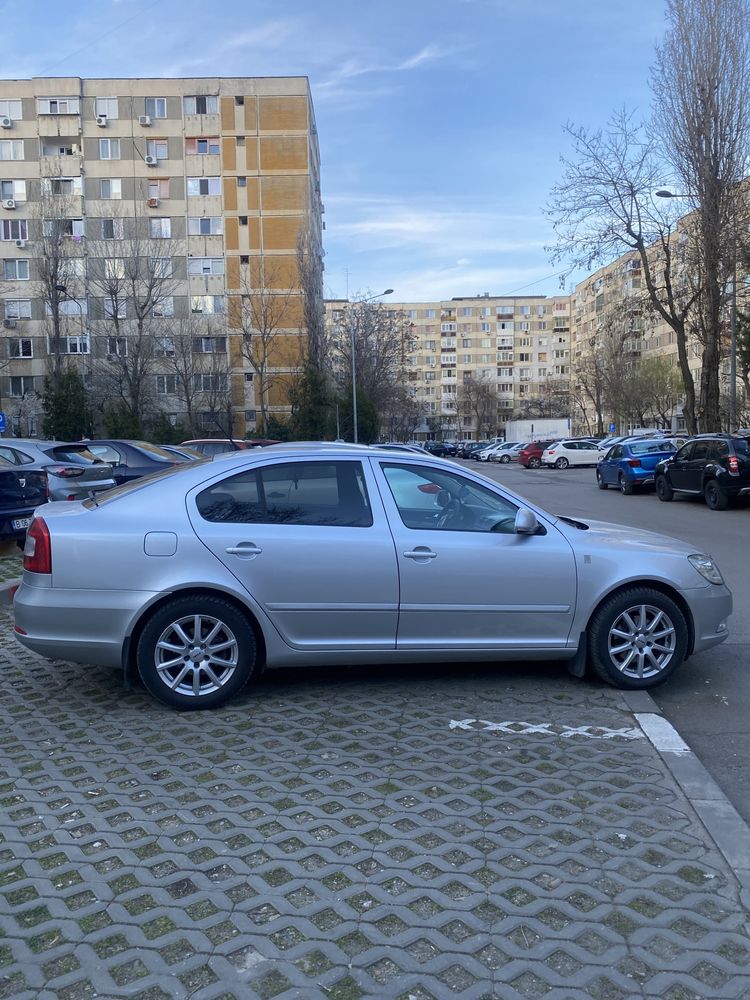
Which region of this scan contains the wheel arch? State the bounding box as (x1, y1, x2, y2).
(584, 579, 696, 658)
(122, 586, 268, 686)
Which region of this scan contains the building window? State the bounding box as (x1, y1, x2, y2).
(9, 376, 35, 397)
(146, 139, 169, 162)
(237, 176, 247, 187)
(104, 298, 126, 320)
(3, 259, 29, 280)
(187, 176, 221, 197)
(0, 100, 22, 120)
(42, 218, 85, 239)
(107, 335, 127, 355)
(56, 335, 89, 355)
(185, 137, 220, 155)
(0, 140, 23, 161)
(156, 374, 179, 394)
(1, 219, 28, 241)
(0, 179, 25, 202)
(100, 178, 122, 199)
(148, 178, 170, 199)
(45, 298, 86, 317)
(145, 97, 167, 119)
(8, 338, 32, 358)
(43, 176, 82, 196)
(193, 373, 227, 391)
(191, 295, 225, 314)
(188, 257, 224, 276)
(4, 299, 31, 319)
(37, 97, 80, 115)
(149, 217, 171, 239)
(95, 97, 119, 119)
(151, 256, 172, 278)
(192, 336, 226, 353)
(102, 218, 124, 240)
(99, 137, 120, 160)
(188, 216, 222, 236)
(104, 259, 126, 279)
(183, 95, 219, 115)
(153, 297, 174, 317)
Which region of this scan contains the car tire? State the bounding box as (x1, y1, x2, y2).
(596, 472, 608, 490)
(527, 457, 541, 469)
(137, 595, 257, 710)
(704, 479, 729, 511)
(587, 586, 688, 689)
(655, 475, 674, 502)
(619, 473, 634, 496)
(500, 454, 511, 463)
(555, 457, 569, 469)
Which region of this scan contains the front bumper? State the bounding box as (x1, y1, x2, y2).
(687, 583, 733, 656)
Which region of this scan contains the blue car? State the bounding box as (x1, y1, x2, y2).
(596, 438, 677, 494)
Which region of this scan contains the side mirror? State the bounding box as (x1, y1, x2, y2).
(515, 507, 539, 535)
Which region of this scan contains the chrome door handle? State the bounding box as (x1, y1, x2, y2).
(225, 543, 263, 556)
(403, 547, 437, 561)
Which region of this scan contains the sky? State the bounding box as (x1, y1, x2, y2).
(4, 0, 668, 302)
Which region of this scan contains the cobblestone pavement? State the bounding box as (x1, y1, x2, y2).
(2, 613, 750, 1000)
(0, 552, 22, 588)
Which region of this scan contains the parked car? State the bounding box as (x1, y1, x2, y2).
(15, 444, 731, 710)
(654, 433, 750, 510)
(518, 440, 559, 469)
(181, 438, 281, 457)
(491, 442, 523, 463)
(0, 458, 47, 544)
(372, 443, 433, 456)
(83, 440, 188, 484)
(476, 443, 506, 462)
(422, 441, 452, 457)
(467, 442, 490, 460)
(160, 444, 207, 462)
(0, 440, 116, 501)
(542, 440, 600, 469)
(597, 438, 678, 494)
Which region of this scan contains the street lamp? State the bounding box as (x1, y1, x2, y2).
(349, 288, 394, 443)
(656, 188, 738, 431)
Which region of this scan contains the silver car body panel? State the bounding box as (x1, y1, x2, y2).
(13, 447, 732, 673)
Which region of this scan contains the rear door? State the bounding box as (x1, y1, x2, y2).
(188, 458, 398, 651)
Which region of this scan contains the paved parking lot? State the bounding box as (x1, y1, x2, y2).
(2, 608, 750, 999)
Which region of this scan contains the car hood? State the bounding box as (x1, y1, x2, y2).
(553, 515, 701, 557)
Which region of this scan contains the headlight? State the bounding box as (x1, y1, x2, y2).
(688, 553, 724, 585)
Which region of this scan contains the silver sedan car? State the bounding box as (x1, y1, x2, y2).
(14, 444, 731, 710)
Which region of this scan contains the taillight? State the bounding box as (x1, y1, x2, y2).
(23, 517, 52, 574)
(46, 464, 85, 478)
(728, 455, 740, 474)
(627, 458, 642, 467)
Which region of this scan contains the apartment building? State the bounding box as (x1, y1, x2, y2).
(0, 75, 322, 436)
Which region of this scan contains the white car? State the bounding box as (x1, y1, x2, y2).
(542, 440, 600, 469)
(477, 441, 520, 462)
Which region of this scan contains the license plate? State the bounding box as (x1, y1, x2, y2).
(12, 517, 31, 530)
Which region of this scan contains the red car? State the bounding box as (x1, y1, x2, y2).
(518, 439, 559, 469)
(180, 438, 281, 457)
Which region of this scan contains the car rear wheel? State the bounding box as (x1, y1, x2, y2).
(618, 472, 634, 496)
(704, 479, 729, 511)
(555, 457, 569, 469)
(137, 595, 257, 710)
(588, 587, 687, 689)
(596, 471, 608, 490)
(527, 457, 541, 469)
(655, 475, 673, 502)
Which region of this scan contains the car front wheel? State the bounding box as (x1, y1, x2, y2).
(500, 454, 511, 463)
(588, 587, 687, 689)
(704, 479, 729, 511)
(555, 457, 569, 469)
(596, 471, 608, 490)
(655, 475, 674, 502)
(137, 595, 257, 710)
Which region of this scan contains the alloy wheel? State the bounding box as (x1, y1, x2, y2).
(153, 613, 239, 696)
(607, 603, 677, 679)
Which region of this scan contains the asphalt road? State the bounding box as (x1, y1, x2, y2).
(468, 456, 750, 825)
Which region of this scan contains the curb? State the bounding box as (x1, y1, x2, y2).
(622, 689, 750, 906)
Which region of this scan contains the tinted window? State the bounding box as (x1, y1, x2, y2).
(87, 444, 122, 464)
(610, 446, 623, 459)
(712, 441, 730, 459)
(196, 461, 373, 527)
(44, 445, 107, 465)
(630, 440, 676, 455)
(692, 442, 710, 461)
(674, 442, 693, 461)
(732, 437, 750, 454)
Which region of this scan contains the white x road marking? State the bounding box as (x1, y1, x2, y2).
(449, 718, 644, 740)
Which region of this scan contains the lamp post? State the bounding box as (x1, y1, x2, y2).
(349, 288, 393, 442)
(655, 188, 737, 431)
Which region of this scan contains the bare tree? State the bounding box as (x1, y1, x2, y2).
(651, 0, 750, 430)
(548, 111, 703, 432)
(86, 208, 182, 430)
(457, 375, 498, 439)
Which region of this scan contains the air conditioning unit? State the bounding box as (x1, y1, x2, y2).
(138, 115, 152, 126)
(0, 116, 11, 129)
(3, 319, 17, 329)
(2, 199, 16, 210)
(147, 197, 159, 207)
(15, 239, 28, 249)
(95, 115, 108, 127)
(144, 154, 157, 167)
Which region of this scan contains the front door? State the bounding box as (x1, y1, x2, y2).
(187, 458, 398, 651)
(372, 460, 577, 651)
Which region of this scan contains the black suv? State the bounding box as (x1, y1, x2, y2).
(654, 433, 750, 510)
